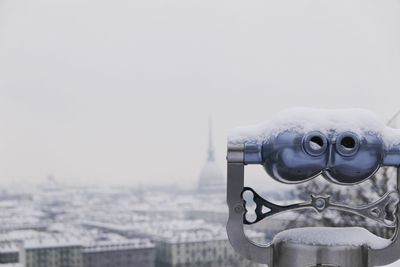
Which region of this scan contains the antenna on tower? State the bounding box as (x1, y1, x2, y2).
(207, 115, 215, 161)
(387, 109, 400, 128)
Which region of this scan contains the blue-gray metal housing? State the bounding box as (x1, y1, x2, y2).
(243, 130, 400, 185)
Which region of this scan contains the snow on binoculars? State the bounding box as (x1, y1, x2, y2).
(226, 108, 400, 267)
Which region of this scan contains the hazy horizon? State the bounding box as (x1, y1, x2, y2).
(1, 0, 400, 188)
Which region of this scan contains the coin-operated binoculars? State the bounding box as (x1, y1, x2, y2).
(226, 108, 400, 267)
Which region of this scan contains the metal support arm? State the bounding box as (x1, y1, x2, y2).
(226, 144, 273, 265)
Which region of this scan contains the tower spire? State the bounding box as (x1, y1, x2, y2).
(207, 116, 215, 161)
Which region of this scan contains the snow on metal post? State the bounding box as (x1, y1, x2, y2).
(226, 108, 400, 267)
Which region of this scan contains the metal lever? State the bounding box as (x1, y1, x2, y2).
(243, 187, 399, 228)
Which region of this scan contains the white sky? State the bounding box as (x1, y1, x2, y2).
(1, 0, 400, 188)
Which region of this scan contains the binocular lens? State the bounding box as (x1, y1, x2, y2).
(303, 132, 328, 156)
(336, 133, 359, 157)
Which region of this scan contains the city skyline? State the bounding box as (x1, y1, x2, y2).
(2, 0, 400, 187)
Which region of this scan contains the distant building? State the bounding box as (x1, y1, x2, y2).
(183, 204, 228, 225)
(82, 219, 263, 267)
(0, 232, 156, 267)
(0, 223, 48, 233)
(24, 238, 82, 267)
(40, 175, 62, 192)
(82, 239, 155, 267)
(0, 243, 19, 264)
(197, 119, 225, 194)
(154, 225, 264, 267)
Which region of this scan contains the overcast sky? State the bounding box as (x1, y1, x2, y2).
(1, 0, 400, 188)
